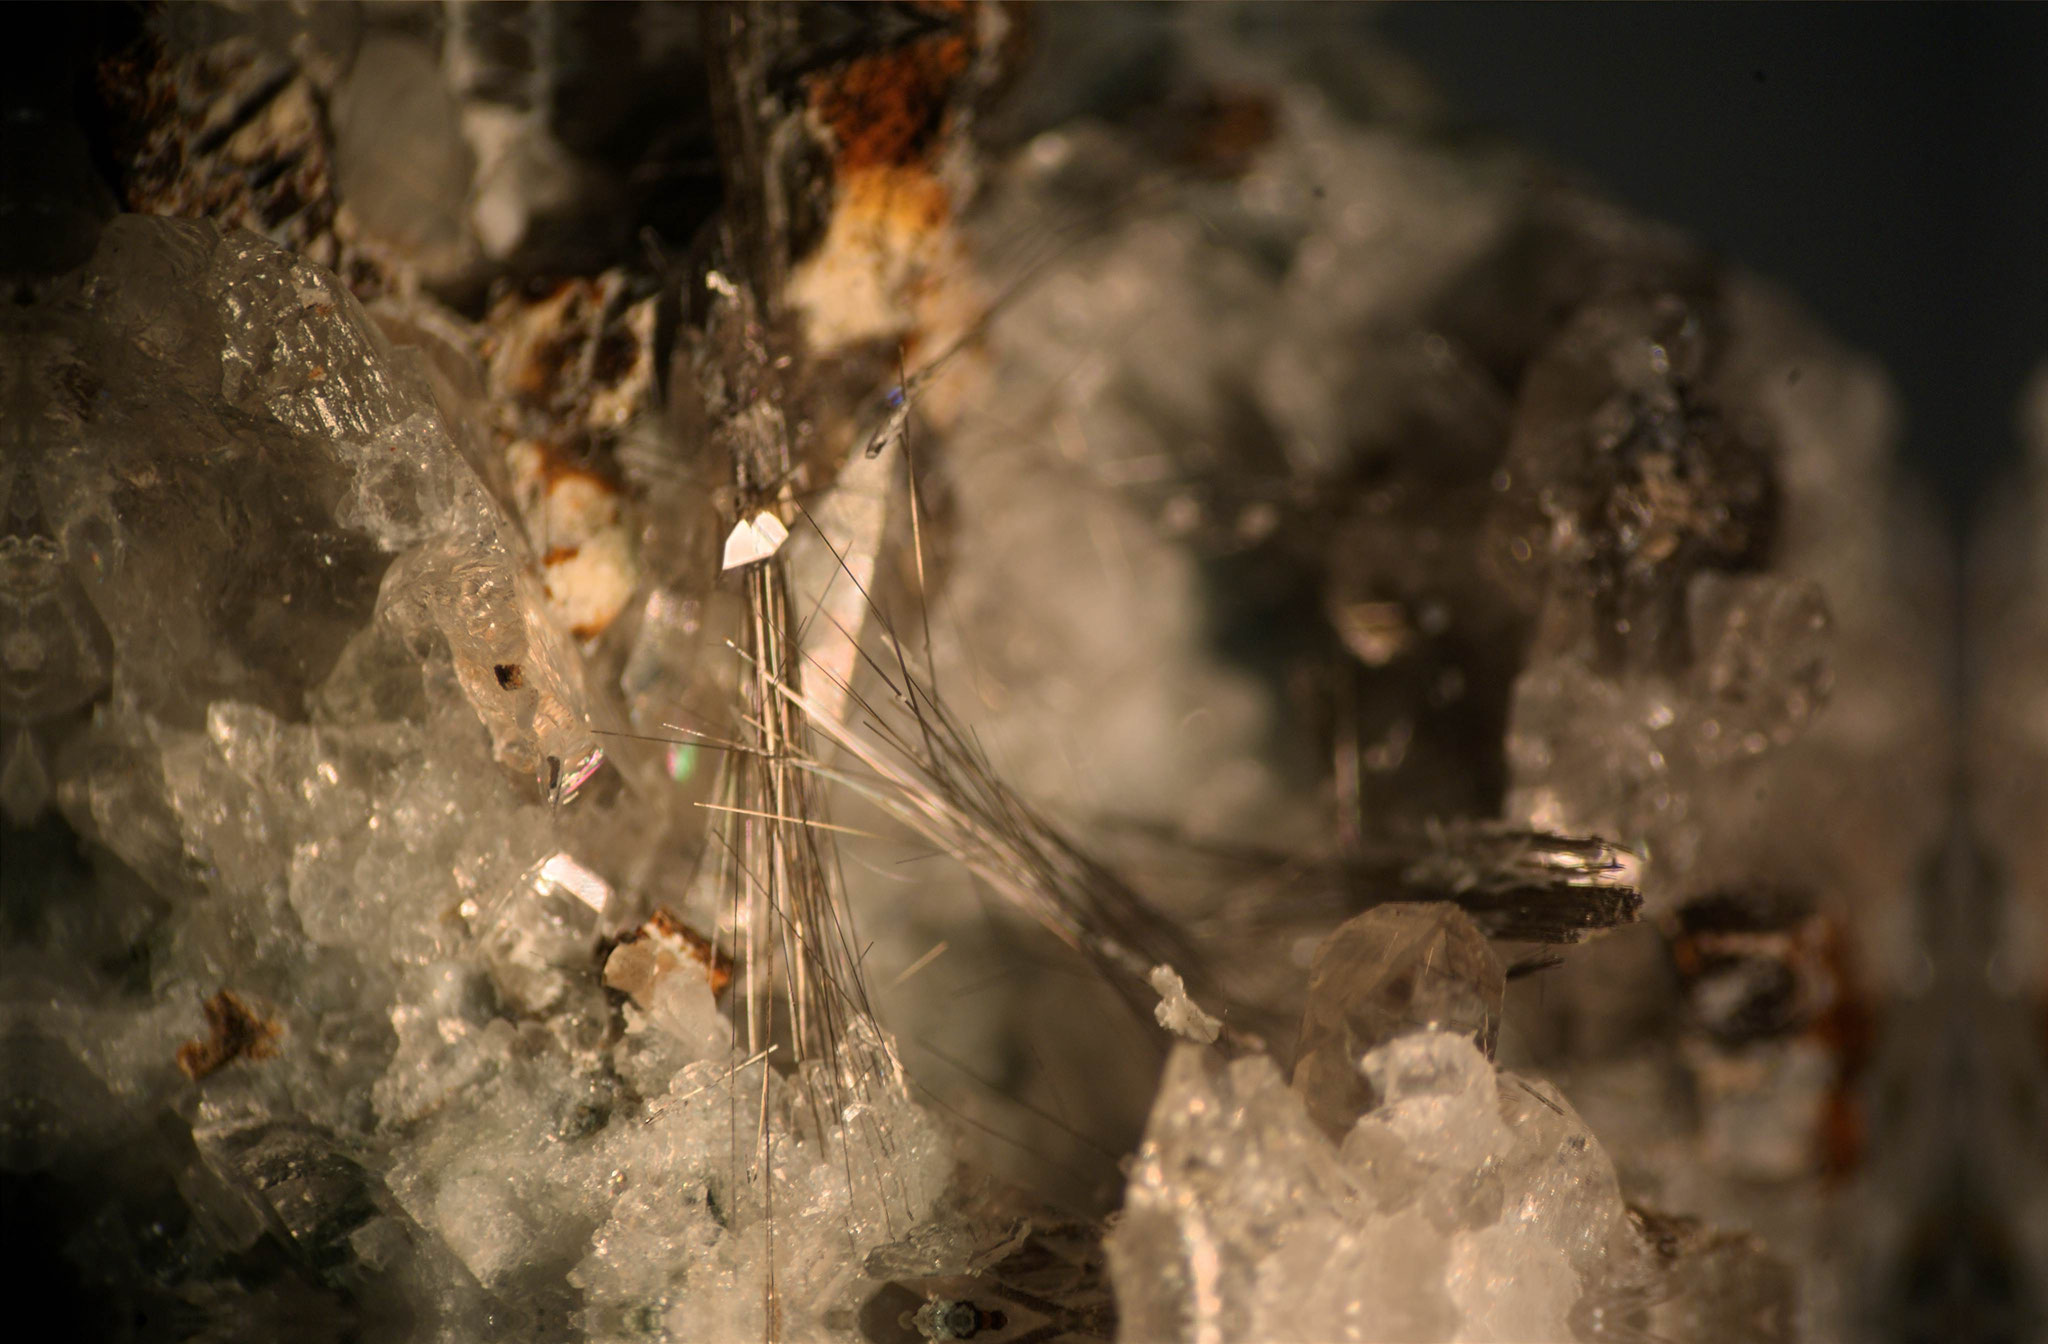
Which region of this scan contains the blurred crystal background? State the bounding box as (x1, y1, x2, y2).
(3, 5, 2045, 1344)
(1385, 2, 2048, 524)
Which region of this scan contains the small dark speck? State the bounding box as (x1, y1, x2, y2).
(1786, 367, 1804, 386)
(1751, 68, 1768, 85)
(494, 663, 523, 689)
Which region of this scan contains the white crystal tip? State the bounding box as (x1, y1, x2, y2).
(721, 511, 791, 570)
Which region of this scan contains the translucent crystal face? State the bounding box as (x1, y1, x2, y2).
(1, 201, 638, 1322)
(9, 212, 602, 792)
(1291, 902, 1505, 1140)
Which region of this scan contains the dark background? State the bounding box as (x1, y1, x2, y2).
(1381, 1, 2048, 527)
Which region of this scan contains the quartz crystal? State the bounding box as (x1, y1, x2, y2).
(1291, 903, 1504, 1139)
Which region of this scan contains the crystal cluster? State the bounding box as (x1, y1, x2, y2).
(10, 175, 949, 1343)
(1109, 884, 1788, 1342)
(1112, 1029, 1791, 1344)
(6, 5, 1972, 1342)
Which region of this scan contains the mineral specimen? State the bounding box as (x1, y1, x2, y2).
(4, 5, 1994, 1343)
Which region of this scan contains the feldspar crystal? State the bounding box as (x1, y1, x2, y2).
(1292, 903, 1504, 1139)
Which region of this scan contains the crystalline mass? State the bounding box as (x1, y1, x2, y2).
(8, 196, 963, 1339)
(1112, 1030, 1790, 1344)
(12, 4, 1959, 1340)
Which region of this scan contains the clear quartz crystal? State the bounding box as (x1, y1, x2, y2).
(1292, 903, 1505, 1139)
(476, 851, 613, 1015)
